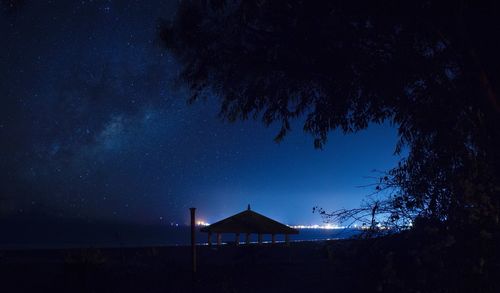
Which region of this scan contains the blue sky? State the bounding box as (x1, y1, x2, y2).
(0, 0, 403, 226)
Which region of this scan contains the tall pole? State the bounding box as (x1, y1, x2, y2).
(189, 207, 197, 274)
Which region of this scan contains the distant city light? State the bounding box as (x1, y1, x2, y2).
(196, 220, 210, 226)
(288, 224, 347, 230)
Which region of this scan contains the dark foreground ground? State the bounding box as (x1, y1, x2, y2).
(1, 234, 499, 293)
(1, 241, 347, 293)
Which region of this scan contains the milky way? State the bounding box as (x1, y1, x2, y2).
(0, 0, 401, 225)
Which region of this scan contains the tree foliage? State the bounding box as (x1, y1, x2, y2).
(161, 0, 500, 229)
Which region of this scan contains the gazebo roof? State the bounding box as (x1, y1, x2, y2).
(200, 205, 299, 235)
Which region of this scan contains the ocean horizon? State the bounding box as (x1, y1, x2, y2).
(0, 221, 361, 250)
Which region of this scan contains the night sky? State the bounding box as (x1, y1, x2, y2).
(1, 0, 401, 226)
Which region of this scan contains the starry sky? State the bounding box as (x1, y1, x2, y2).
(1, 0, 401, 226)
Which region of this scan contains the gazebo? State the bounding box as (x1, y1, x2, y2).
(200, 205, 299, 245)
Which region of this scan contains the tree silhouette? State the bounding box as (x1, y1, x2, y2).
(161, 0, 500, 230)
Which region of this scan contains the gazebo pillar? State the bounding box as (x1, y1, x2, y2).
(217, 233, 222, 246)
(245, 233, 250, 244)
(271, 234, 276, 244)
(207, 232, 212, 246)
(285, 234, 290, 245)
(235, 233, 240, 246)
(258, 233, 263, 244)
